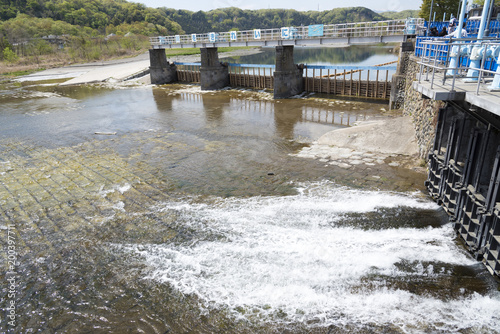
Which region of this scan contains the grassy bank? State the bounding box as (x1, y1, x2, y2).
(0, 35, 150, 75)
(0, 37, 256, 76)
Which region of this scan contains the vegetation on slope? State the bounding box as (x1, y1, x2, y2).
(0, 0, 413, 74)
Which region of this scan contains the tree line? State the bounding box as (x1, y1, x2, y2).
(0, 0, 412, 39)
(0, 0, 415, 67)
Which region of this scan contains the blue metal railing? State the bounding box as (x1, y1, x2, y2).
(424, 20, 500, 37)
(415, 37, 499, 72)
(417, 38, 500, 94)
(173, 62, 396, 72)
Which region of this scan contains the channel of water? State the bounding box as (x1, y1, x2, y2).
(0, 46, 499, 333)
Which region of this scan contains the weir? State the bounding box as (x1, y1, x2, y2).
(149, 45, 396, 100)
(413, 37, 500, 277)
(425, 103, 500, 271)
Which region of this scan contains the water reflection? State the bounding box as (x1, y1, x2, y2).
(152, 86, 173, 112)
(150, 86, 369, 142)
(274, 100, 307, 139)
(202, 93, 229, 123)
(223, 45, 398, 66)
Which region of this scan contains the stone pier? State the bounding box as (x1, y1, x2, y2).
(200, 47, 230, 90)
(273, 45, 304, 99)
(149, 49, 178, 85)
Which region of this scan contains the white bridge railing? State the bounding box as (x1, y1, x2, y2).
(150, 19, 425, 46)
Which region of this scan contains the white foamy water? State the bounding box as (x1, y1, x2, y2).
(114, 182, 500, 332)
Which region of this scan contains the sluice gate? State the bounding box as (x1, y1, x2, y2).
(150, 45, 397, 100)
(426, 103, 500, 276)
(173, 62, 394, 99)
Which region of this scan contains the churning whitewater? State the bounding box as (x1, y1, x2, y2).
(113, 181, 500, 333)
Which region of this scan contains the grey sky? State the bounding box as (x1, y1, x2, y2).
(133, 0, 423, 13)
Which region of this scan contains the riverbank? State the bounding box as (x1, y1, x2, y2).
(6, 47, 262, 85)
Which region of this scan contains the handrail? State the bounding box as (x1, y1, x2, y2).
(173, 62, 398, 72)
(416, 38, 500, 95)
(150, 19, 425, 46)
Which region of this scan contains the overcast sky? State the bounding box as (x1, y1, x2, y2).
(133, 0, 422, 13)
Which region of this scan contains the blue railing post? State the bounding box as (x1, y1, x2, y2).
(447, 0, 470, 77)
(488, 46, 500, 90)
(465, 0, 492, 81)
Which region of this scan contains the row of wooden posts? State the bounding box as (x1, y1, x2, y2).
(176, 64, 393, 99)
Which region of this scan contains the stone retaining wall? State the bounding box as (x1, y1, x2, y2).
(403, 54, 445, 159)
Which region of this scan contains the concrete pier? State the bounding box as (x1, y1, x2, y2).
(200, 47, 230, 90)
(149, 49, 178, 85)
(273, 46, 304, 99)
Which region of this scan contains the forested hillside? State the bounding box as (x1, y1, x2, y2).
(1, 0, 389, 37)
(1, 0, 184, 35)
(159, 7, 387, 33)
(0, 0, 411, 73)
(380, 10, 420, 20)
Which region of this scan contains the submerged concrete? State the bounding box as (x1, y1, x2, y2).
(318, 116, 418, 155)
(293, 116, 421, 172)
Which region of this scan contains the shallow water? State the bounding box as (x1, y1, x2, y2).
(0, 80, 499, 333)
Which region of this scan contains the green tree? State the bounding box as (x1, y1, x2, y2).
(419, 0, 460, 20)
(473, 0, 500, 5)
(2, 47, 19, 63)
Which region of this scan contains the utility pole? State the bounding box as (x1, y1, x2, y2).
(428, 0, 435, 34)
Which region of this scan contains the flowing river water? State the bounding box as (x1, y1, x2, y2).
(1, 48, 500, 333)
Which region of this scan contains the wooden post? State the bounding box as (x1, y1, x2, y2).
(342, 69, 346, 95)
(350, 71, 353, 96)
(333, 69, 337, 95)
(313, 68, 316, 92)
(384, 70, 388, 99)
(328, 69, 331, 94)
(320, 69, 322, 93)
(253, 67, 256, 88)
(376, 70, 380, 98)
(305, 65, 308, 92)
(358, 70, 361, 96)
(258, 67, 261, 88)
(366, 70, 370, 97)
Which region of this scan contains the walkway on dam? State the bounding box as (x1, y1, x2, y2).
(150, 19, 424, 49)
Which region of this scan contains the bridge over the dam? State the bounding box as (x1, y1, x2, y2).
(147, 19, 424, 99)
